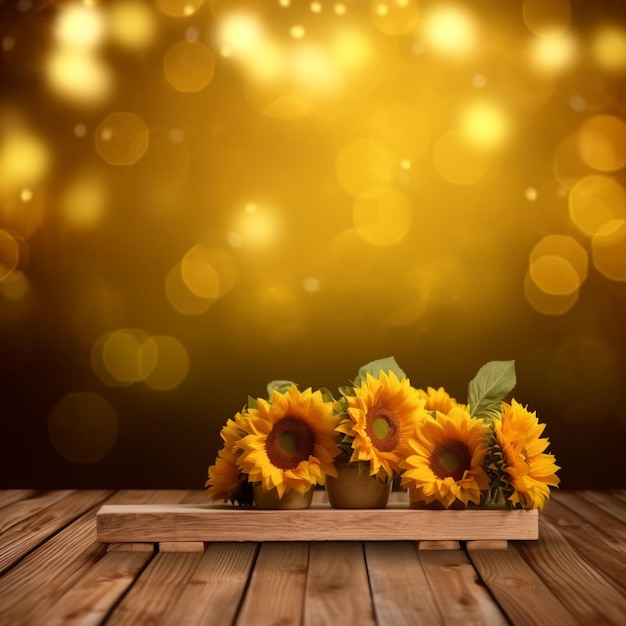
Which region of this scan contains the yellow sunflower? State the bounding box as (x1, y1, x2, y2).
(400, 407, 490, 508)
(337, 371, 427, 481)
(238, 386, 340, 498)
(494, 400, 560, 510)
(205, 413, 249, 503)
(417, 386, 466, 413)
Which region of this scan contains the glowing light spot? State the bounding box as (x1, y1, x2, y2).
(569, 175, 626, 237)
(423, 6, 476, 58)
(181, 245, 239, 299)
(311, 2, 322, 13)
(219, 13, 264, 58)
(592, 219, 626, 281)
(569, 95, 586, 112)
(61, 170, 107, 230)
(54, 4, 105, 50)
(164, 40, 215, 92)
(529, 32, 577, 74)
(525, 187, 538, 201)
(46, 49, 112, 105)
(530, 234, 588, 285)
(369, 102, 431, 163)
(461, 101, 508, 149)
(142, 335, 189, 391)
(100, 328, 154, 384)
(227, 232, 243, 248)
(236, 204, 279, 247)
(155, 0, 204, 17)
(20, 188, 33, 202)
(0, 229, 19, 282)
(370, 0, 419, 36)
(165, 262, 215, 316)
(185, 27, 200, 42)
(523, 0, 571, 37)
(0, 130, 50, 193)
(48, 392, 118, 463)
(0, 269, 29, 301)
(290, 25, 306, 39)
(107, 1, 157, 50)
(331, 29, 373, 73)
(279, 0, 290, 6)
(524, 269, 578, 315)
(95, 111, 149, 166)
(336, 138, 396, 197)
(433, 130, 491, 185)
(471, 74, 487, 88)
(353, 187, 412, 246)
(334, 3, 347, 16)
(529, 254, 581, 296)
(303, 277, 320, 293)
(591, 25, 626, 72)
(578, 115, 626, 172)
(291, 45, 342, 94)
(74, 123, 87, 138)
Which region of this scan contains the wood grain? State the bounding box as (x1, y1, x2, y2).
(304, 542, 375, 626)
(160, 542, 258, 626)
(235, 542, 309, 626)
(42, 552, 152, 626)
(468, 544, 576, 626)
(96, 504, 538, 543)
(517, 516, 626, 624)
(365, 541, 443, 626)
(106, 552, 204, 626)
(0, 489, 38, 510)
(419, 549, 509, 625)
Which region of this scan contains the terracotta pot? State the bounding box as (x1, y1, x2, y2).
(326, 465, 391, 509)
(252, 484, 314, 509)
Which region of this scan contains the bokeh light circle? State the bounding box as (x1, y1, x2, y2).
(353, 187, 412, 246)
(164, 40, 215, 92)
(578, 115, 626, 172)
(592, 219, 626, 281)
(48, 392, 118, 463)
(95, 112, 149, 166)
(568, 175, 626, 236)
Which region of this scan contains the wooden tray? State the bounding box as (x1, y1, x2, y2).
(96, 503, 538, 545)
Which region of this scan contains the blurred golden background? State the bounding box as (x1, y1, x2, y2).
(1, 0, 625, 488)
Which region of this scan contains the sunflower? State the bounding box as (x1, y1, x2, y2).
(336, 371, 427, 481)
(417, 386, 466, 413)
(238, 385, 340, 498)
(205, 413, 250, 504)
(494, 400, 560, 510)
(400, 407, 490, 508)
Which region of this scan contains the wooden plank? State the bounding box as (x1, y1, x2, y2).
(418, 550, 509, 625)
(159, 543, 258, 626)
(540, 498, 626, 594)
(516, 516, 626, 624)
(365, 542, 443, 626)
(0, 490, 38, 510)
(468, 544, 577, 626)
(107, 543, 155, 552)
(304, 542, 375, 626)
(158, 542, 205, 552)
(417, 540, 460, 550)
(0, 490, 190, 626)
(0, 489, 112, 576)
(0, 490, 75, 534)
(235, 542, 309, 626)
(41, 552, 152, 626)
(105, 552, 204, 626)
(553, 491, 626, 544)
(97, 504, 538, 543)
(577, 490, 626, 522)
(466, 540, 508, 551)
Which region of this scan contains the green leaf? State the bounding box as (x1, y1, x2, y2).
(247, 396, 258, 410)
(468, 360, 516, 419)
(319, 387, 335, 403)
(354, 356, 407, 388)
(266, 380, 297, 396)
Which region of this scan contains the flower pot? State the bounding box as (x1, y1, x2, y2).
(252, 484, 314, 509)
(326, 465, 392, 509)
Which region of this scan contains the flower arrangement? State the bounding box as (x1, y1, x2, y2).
(205, 381, 340, 507)
(205, 358, 560, 511)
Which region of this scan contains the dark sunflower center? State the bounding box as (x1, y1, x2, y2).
(430, 440, 472, 481)
(265, 416, 315, 470)
(365, 403, 400, 452)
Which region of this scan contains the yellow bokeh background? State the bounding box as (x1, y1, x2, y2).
(1, 0, 625, 488)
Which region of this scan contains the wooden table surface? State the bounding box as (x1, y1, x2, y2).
(0, 489, 624, 625)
